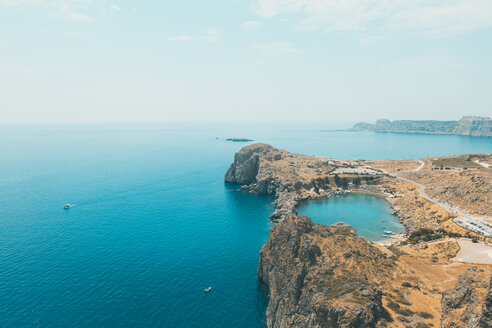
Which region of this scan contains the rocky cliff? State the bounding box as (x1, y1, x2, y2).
(225, 144, 334, 220)
(224, 143, 381, 221)
(225, 145, 492, 327)
(351, 116, 492, 137)
(224, 143, 264, 185)
(225, 143, 331, 195)
(258, 216, 392, 328)
(440, 266, 492, 327)
(258, 216, 492, 328)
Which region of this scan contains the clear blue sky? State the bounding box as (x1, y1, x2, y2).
(0, 0, 491, 124)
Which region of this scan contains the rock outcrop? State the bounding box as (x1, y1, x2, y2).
(224, 143, 265, 185)
(225, 144, 342, 221)
(351, 116, 492, 137)
(258, 216, 393, 328)
(441, 266, 492, 327)
(224, 144, 387, 222)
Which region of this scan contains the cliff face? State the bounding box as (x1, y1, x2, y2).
(440, 266, 492, 327)
(224, 143, 266, 185)
(225, 143, 343, 220)
(258, 216, 392, 328)
(224, 144, 385, 221)
(225, 143, 332, 195)
(351, 116, 492, 137)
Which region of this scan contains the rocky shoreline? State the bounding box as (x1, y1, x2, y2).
(225, 143, 492, 328)
(225, 143, 428, 233)
(224, 144, 378, 222)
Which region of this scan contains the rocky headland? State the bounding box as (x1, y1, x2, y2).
(225, 143, 492, 327)
(258, 217, 393, 327)
(350, 116, 492, 137)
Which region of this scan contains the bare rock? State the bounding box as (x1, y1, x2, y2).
(225, 144, 271, 184)
(440, 266, 492, 327)
(258, 216, 392, 328)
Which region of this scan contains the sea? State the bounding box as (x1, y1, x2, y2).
(0, 123, 490, 327)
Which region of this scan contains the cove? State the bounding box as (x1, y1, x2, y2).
(297, 193, 405, 242)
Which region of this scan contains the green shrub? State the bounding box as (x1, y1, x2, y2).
(415, 323, 432, 328)
(387, 245, 408, 258)
(398, 298, 412, 306)
(419, 311, 434, 319)
(387, 300, 400, 311)
(397, 308, 415, 316)
(397, 316, 409, 323)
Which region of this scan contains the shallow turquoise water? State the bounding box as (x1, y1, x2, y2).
(297, 193, 405, 242)
(0, 123, 490, 327)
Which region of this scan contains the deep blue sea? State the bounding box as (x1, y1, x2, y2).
(0, 123, 490, 327)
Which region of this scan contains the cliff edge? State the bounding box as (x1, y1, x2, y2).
(258, 216, 392, 328)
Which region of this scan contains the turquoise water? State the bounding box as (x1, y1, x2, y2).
(0, 124, 490, 327)
(297, 193, 405, 242)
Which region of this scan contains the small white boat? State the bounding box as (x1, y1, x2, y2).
(384, 230, 394, 234)
(63, 204, 73, 209)
(203, 286, 212, 293)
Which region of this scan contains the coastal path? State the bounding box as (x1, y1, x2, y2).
(374, 160, 492, 238)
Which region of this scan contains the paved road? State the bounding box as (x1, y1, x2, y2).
(374, 160, 491, 237)
(411, 159, 425, 172)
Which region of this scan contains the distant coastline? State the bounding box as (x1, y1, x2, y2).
(349, 116, 492, 137)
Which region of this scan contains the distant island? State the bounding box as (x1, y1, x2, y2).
(350, 116, 492, 137)
(226, 138, 254, 142)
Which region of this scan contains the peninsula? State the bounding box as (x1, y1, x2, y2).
(350, 116, 492, 137)
(225, 144, 492, 328)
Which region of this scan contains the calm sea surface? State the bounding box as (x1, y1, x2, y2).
(0, 123, 490, 327)
(297, 193, 405, 242)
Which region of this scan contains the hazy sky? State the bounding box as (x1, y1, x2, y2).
(1, 0, 491, 124)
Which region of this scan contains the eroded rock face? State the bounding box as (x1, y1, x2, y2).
(440, 266, 492, 327)
(225, 144, 340, 195)
(258, 216, 392, 328)
(224, 143, 269, 185)
(224, 143, 340, 221)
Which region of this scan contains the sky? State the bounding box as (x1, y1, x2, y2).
(0, 0, 491, 124)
